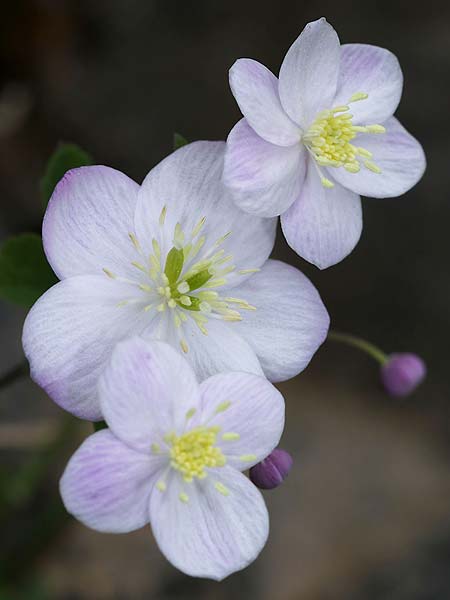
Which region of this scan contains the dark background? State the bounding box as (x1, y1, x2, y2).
(0, 1, 449, 598)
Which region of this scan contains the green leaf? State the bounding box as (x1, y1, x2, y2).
(40, 143, 92, 209)
(0, 234, 57, 308)
(173, 132, 188, 150)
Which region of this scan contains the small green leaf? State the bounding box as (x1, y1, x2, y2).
(40, 143, 92, 209)
(0, 234, 57, 308)
(173, 133, 188, 151)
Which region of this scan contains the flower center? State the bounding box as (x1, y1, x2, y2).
(167, 426, 226, 483)
(103, 206, 259, 355)
(302, 92, 386, 188)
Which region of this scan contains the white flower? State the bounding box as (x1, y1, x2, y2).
(60, 338, 285, 580)
(223, 17, 426, 269)
(23, 141, 329, 420)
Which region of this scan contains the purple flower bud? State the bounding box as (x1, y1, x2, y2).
(380, 353, 426, 397)
(249, 448, 293, 490)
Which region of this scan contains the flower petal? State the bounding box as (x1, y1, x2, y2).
(229, 59, 301, 146)
(281, 162, 362, 269)
(22, 275, 150, 420)
(161, 317, 263, 382)
(149, 466, 268, 580)
(60, 429, 163, 533)
(234, 259, 330, 380)
(223, 118, 305, 217)
(199, 372, 284, 470)
(333, 44, 403, 125)
(43, 166, 139, 280)
(330, 117, 426, 198)
(135, 141, 276, 271)
(99, 338, 200, 453)
(278, 17, 340, 128)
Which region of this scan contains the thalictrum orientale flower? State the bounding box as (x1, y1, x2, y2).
(60, 338, 285, 580)
(223, 17, 426, 269)
(23, 141, 329, 420)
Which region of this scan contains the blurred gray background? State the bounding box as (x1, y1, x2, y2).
(0, 1, 449, 598)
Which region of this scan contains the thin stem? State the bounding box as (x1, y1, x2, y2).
(327, 330, 388, 365)
(0, 362, 28, 391)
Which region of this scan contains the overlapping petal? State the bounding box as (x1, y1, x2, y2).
(149, 467, 268, 580)
(229, 59, 301, 146)
(60, 430, 163, 533)
(281, 164, 362, 269)
(199, 371, 284, 470)
(22, 276, 150, 420)
(43, 166, 139, 280)
(235, 260, 330, 380)
(330, 117, 426, 197)
(279, 17, 340, 128)
(223, 118, 305, 217)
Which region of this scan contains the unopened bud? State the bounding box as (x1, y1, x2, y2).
(380, 353, 426, 397)
(249, 448, 293, 490)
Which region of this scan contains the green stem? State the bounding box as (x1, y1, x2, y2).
(0, 361, 28, 390)
(327, 330, 388, 365)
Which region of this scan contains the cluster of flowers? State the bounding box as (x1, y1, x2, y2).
(22, 18, 425, 580)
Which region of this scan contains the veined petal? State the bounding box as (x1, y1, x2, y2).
(149, 466, 268, 580)
(99, 338, 200, 453)
(43, 166, 139, 280)
(199, 372, 284, 471)
(281, 162, 362, 269)
(333, 44, 403, 125)
(229, 59, 301, 146)
(22, 276, 150, 420)
(60, 430, 163, 533)
(234, 260, 330, 381)
(279, 17, 340, 128)
(330, 117, 426, 197)
(223, 119, 305, 217)
(135, 141, 276, 270)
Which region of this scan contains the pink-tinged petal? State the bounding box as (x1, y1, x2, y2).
(43, 166, 139, 280)
(281, 162, 362, 269)
(333, 44, 403, 125)
(60, 430, 163, 533)
(136, 141, 276, 269)
(163, 317, 263, 382)
(229, 59, 301, 146)
(330, 117, 426, 198)
(223, 119, 305, 218)
(278, 18, 340, 128)
(234, 260, 330, 381)
(99, 338, 200, 453)
(22, 276, 150, 421)
(149, 467, 268, 580)
(199, 372, 284, 471)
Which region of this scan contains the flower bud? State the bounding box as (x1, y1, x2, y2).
(249, 448, 293, 490)
(380, 353, 426, 397)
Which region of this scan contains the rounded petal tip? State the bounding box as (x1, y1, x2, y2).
(249, 448, 293, 490)
(380, 353, 426, 397)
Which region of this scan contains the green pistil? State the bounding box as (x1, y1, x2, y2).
(164, 247, 184, 283)
(185, 268, 213, 292)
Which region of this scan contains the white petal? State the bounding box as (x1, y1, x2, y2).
(234, 260, 330, 381)
(60, 430, 163, 533)
(99, 338, 200, 453)
(278, 17, 340, 128)
(229, 59, 301, 146)
(135, 141, 276, 270)
(199, 372, 284, 470)
(43, 166, 139, 280)
(22, 276, 150, 420)
(149, 467, 268, 580)
(330, 117, 426, 198)
(333, 44, 403, 125)
(223, 119, 305, 217)
(159, 317, 264, 382)
(281, 162, 362, 269)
